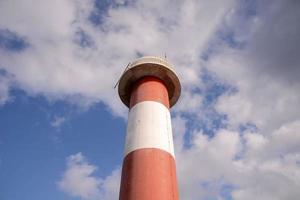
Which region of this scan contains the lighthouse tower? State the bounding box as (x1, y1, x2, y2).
(118, 56, 181, 200)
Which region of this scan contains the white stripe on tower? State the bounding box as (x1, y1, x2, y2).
(125, 100, 175, 157)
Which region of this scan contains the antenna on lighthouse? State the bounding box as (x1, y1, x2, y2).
(114, 62, 130, 89)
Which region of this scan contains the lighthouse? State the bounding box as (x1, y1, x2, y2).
(118, 56, 181, 200)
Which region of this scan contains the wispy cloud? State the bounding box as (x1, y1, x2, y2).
(58, 152, 120, 200)
(50, 116, 66, 128)
(1, 0, 300, 199)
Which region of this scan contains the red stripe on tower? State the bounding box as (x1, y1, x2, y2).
(118, 56, 181, 200)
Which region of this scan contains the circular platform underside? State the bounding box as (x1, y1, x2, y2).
(118, 57, 181, 108)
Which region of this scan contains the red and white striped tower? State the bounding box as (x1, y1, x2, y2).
(118, 56, 181, 200)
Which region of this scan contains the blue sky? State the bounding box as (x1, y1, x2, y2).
(1, 0, 300, 200)
(0, 90, 125, 200)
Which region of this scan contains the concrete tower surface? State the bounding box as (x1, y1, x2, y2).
(118, 56, 181, 200)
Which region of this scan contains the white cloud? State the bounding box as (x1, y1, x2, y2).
(173, 118, 300, 200)
(58, 152, 120, 200)
(176, 128, 242, 200)
(50, 116, 66, 128)
(174, 91, 203, 113)
(58, 153, 101, 199)
(208, 0, 300, 134)
(1, 0, 300, 199)
(0, 0, 236, 116)
(212, 49, 300, 134)
(0, 73, 12, 105)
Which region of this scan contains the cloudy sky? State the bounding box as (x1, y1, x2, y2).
(1, 0, 300, 199)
